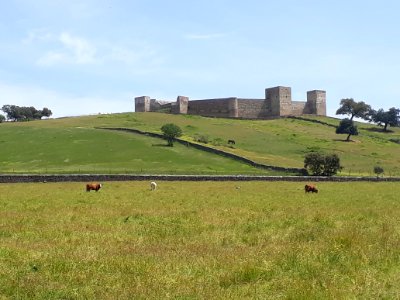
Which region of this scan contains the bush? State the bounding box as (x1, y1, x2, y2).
(211, 138, 224, 146)
(373, 166, 384, 177)
(304, 152, 342, 176)
(193, 134, 209, 144)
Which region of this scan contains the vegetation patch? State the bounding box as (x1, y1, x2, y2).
(0, 181, 399, 298)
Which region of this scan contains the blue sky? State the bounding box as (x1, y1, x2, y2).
(1, 0, 400, 118)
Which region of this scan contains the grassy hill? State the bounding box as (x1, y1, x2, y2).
(0, 112, 399, 175)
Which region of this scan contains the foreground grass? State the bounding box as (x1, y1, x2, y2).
(0, 181, 399, 299)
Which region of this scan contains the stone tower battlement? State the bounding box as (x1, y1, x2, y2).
(135, 86, 326, 119)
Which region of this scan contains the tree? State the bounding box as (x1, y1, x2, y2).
(336, 98, 371, 121)
(0, 114, 5, 123)
(1, 105, 53, 121)
(336, 118, 359, 141)
(161, 123, 182, 146)
(369, 107, 400, 132)
(41, 107, 52, 118)
(373, 166, 384, 178)
(304, 152, 342, 176)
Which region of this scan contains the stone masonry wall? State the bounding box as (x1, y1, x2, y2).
(236, 99, 271, 119)
(135, 86, 326, 119)
(291, 101, 307, 115)
(1, 174, 399, 183)
(188, 98, 238, 118)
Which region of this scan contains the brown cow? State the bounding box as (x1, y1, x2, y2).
(86, 182, 102, 192)
(305, 184, 318, 193)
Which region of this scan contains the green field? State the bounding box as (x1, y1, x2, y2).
(1, 181, 399, 299)
(0, 112, 399, 175)
(0, 122, 268, 175)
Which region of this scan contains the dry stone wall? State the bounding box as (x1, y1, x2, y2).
(1, 174, 399, 183)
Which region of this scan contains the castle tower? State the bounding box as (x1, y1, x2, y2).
(265, 86, 292, 116)
(228, 97, 239, 118)
(306, 90, 326, 115)
(176, 96, 189, 114)
(135, 96, 151, 112)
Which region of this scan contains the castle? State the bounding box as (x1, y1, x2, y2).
(135, 86, 326, 119)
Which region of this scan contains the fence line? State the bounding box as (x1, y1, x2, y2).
(1, 174, 400, 183)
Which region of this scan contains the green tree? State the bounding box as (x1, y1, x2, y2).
(161, 123, 182, 146)
(304, 152, 342, 176)
(0, 114, 5, 123)
(336, 98, 371, 121)
(369, 107, 400, 131)
(373, 166, 384, 178)
(336, 118, 359, 141)
(1, 104, 53, 121)
(41, 107, 53, 118)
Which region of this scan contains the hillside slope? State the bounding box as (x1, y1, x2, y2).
(0, 112, 399, 175)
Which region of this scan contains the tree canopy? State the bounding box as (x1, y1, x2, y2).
(161, 123, 182, 146)
(336, 118, 359, 141)
(369, 107, 400, 131)
(1, 105, 52, 121)
(336, 98, 371, 121)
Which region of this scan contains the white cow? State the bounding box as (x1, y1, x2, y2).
(150, 181, 157, 191)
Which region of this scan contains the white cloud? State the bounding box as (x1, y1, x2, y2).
(22, 28, 54, 44)
(59, 32, 96, 64)
(36, 32, 97, 65)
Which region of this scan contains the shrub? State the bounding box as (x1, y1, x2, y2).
(193, 134, 209, 144)
(373, 166, 384, 177)
(304, 152, 342, 176)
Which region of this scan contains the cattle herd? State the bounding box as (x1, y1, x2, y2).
(85, 182, 319, 193)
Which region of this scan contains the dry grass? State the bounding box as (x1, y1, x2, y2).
(0, 181, 399, 299)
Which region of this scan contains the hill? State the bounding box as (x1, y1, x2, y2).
(0, 112, 399, 175)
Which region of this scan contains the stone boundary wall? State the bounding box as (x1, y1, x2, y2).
(97, 127, 307, 175)
(287, 116, 337, 128)
(0, 174, 399, 183)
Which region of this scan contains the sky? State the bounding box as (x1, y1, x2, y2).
(1, 0, 400, 118)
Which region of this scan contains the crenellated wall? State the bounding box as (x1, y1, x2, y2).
(134, 86, 326, 119)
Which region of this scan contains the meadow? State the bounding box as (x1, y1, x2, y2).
(1, 112, 399, 176)
(0, 124, 267, 175)
(0, 181, 399, 299)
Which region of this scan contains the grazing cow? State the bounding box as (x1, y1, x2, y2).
(228, 139, 236, 145)
(150, 181, 157, 191)
(86, 182, 102, 192)
(305, 184, 318, 193)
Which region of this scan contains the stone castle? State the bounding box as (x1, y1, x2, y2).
(135, 86, 326, 119)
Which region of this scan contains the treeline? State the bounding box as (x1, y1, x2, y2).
(1, 105, 52, 122)
(335, 99, 400, 141)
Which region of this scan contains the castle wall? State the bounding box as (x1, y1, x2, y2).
(265, 86, 292, 116)
(291, 101, 307, 116)
(188, 98, 238, 118)
(135, 96, 150, 112)
(236, 99, 271, 118)
(306, 90, 326, 115)
(134, 86, 326, 118)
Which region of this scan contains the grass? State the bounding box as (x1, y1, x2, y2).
(0, 124, 270, 175)
(0, 181, 399, 299)
(1, 112, 399, 175)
